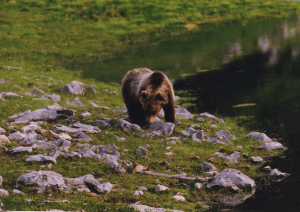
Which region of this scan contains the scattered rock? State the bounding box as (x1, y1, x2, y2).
(84, 179, 114, 194)
(259, 142, 287, 151)
(214, 130, 236, 140)
(16, 171, 66, 191)
(131, 204, 184, 212)
(149, 121, 175, 136)
(250, 156, 264, 163)
(116, 119, 141, 132)
(135, 147, 148, 155)
(195, 182, 204, 189)
(0, 135, 10, 146)
(165, 152, 173, 156)
(199, 112, 217, 119)
(268, 169, 290, 182)
(133, 190, 144, 196)
(246, 132, 272, 143)
(137, 186, 148, 191)
(207, 169, 256, 189)
(114, 137, 126, 141)
(66, 100, 85, 107)
(196, 117, 205, 122)
(61, 81, 85, 95)
(0, 189, 9, 196)
(26, 154, 57, 163)
(218, 119, 225, 124)
(202, 162, 217, 171)
(12, 146, 33, 153)
(94, 119, 111, 128)
(156, 184, 169, 191)
(72, 131, 92, 142)
(13, 189, 24, 195)
(172, 195, 186, 201)
(87, 85, 100, 94)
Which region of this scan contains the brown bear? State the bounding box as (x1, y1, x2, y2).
(122, 68, 175, 126)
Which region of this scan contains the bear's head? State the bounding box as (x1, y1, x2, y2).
(139, 90, 168, 123)
(139, 71, 169, 124)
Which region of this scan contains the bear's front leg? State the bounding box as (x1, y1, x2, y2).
(163, 101, 175, 124)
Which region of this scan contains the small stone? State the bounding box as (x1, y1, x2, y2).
(165, 146, 171, 150)
(133, 190, 144, 196)
(236, 145, 243, 149)
(13, 189, 24, 195)
(0, 189, 9, 196)
(196, 117, 205, 122)
(202, 162, 217, 171)
(156, 184, 169, 191)
(135, 147, 148, 155)
(137, 186, 148, 191)
(250, 156, 264, 163)
(211, 124, 217, 128)
(172, 195, 186, 201)
(199, 112, 217, 119)
(195, 182, 204, 189)
(165, 152, 173, 156)
(81, 111, 91, 116)
(218, 119, 225, 124)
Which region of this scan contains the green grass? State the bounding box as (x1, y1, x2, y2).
(0, 0, 297, 211)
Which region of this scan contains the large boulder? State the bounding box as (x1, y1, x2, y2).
(61, 81, 85, 95)
(246, 132, 272, 143)
(207, 169, 255, 189)
(16, 171, 66, 190)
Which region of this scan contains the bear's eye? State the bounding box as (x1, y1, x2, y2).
(141, 90, 148, 98)
(156, 93, 165, 101)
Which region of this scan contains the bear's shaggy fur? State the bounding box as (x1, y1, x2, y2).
(122, 68, 175, 126)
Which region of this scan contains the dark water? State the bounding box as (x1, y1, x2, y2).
(68, 16, 300, 211)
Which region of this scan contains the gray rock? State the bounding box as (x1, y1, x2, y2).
(259, 142, 287, 151)
(0, 79, 5, 83)
(133, 190, 144, 196)
(78, 147, 96, 158)
(13, 189, 24, 195)
(213, 152, 224, 158)
(211, 124, 218, 128)
(87, 85, 100, 94)
(229, 151, 241, 159)
(0, 127, 6, 134)
(246, 132, 272, 143)
(94, 120, 111, 128)
(202, 162, 217, 171)
(214, 130, 236, 140)
(72, 131, 92, 142)
(8, 131, 27, 140)
(114, 137, 126, 141)
(49, 150, 64, 159)
(12, 146, 33, 153)
(1, 92, 20, 97)
(61, 81, 85, 95)
(223, 156, 238, 164)
(16, 171, 66, 189)
(66, 100, 85, 107)
(131, 204, 184, 212)
(190, 130, 208, 142)
(207, 169, 256, 189)
(21, 123, 40, 133)
(87, 100, 100, 108)
(141, 130, 163, 137)
(14, 109, 57, 124)
(135, 147, 148, 155)
(0, 175, 2, 185)
(196, 117, 205, 122)
(32, 89, 45, 95)
(218, 119, 225, 124)
(0, 135, 10, 146)
(84, 179, 114, 194)
(172, 195, 186, 201)
(0, 189, 9, 196)
(250, 156, 264, 163)
(199, 112, 217, 119)
(116, 119, 141, 132)
(179, 127, 198, 137)
(64, 151, 81, 158)
(268, 169, 290, 182)
(137, 186, 148, 191)
(26, 154, 57, 163)
(156, 184, 169, 191)
(195, 182, 204, 189)
(55, 122, 100, 134)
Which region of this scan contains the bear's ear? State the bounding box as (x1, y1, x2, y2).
(141, 90, 148, 98)
(156, 92, 166, 101)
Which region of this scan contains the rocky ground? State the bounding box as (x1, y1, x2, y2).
(0, 76, 290, 212)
